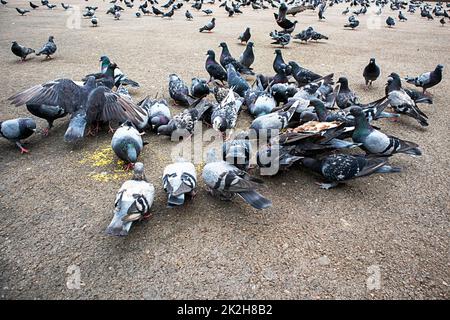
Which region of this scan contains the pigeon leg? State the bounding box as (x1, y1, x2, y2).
(42, 127, 50, 136)
(123, 162, 135, 171)
(15, 141, 30, 154)
(108, 122, 116, 133)
(315, 181, 339, 189)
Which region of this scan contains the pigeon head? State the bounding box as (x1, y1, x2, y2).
(206, 49, 215, 57)
(436, 64, 444, 71)
(99, 55, 110, 63)
(349, 106, 364, 118)
(168, 74, 180, 82)
(219, 42, 227, 48)
(132, 162, 146, 181)
(274, 49, 281, 55)
(212, 116, 227, 132)
(369, 58, 376, 64)
(12, 41, 17, 45)
(48, 36, 55, 42)
(151, 116, 170, 128)
(23, 118, 37, 132)
(157, 123, 176, 136)
(387, 73, 402, 89)
(337, 77, 349, 89)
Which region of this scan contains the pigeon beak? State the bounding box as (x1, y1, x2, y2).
(32, 129, 37, 132)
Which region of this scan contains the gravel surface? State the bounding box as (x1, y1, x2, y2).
(0, 1, 449, 299)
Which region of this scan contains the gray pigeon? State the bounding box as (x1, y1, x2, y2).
(336, 77, 360, 109)
(162, 158, 197, 207)
(0, 118, 36, 153)
(350, 106, 422, 156)
(386, 73, 429, 126)
(106, 162, 155, 236)
(238, 41, 255, 69)
(250, 100, 300, 137)
(139, 97, 171, 130)
(405, 64, 444, 94)
(169, 74, 195, 106)
(190, 77, 210, 98)
(11, 41, 35, 61)
(211, 88, 243, 133)
(25, 103, 67, 135)
(301, 154, 401, 189)
(222, 131, 252, 171)
(111, 122, 144, 170)
(363, 58, 381, 86)
(202, 149, 272, 209)
(36, 36, 57, 59)
(226, 64, 250, 97)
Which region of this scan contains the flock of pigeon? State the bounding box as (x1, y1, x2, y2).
(1, 0, 447, 236)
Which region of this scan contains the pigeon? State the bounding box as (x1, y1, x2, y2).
(301, 154, 401, 189)
(363, 58, 381, 86)
(386, 16, 395, 27)
(405, 64, 444, 93)
(440, 18, 446, 26)
(344, 18, 359, 29)
(30, 2, 39, 9)
(288, 61, 322, 87)
(83, 86, 147, 136)
(318, 2, 326, 20)
(91, 16, 98, 27)
(190, 78, 210, 98)
(222, 131, 252, 170)
(25, 103, 67, 135)
(205, 50, 227, 83)
(202, 9, 213, 15)
(1, 0, 8, 5)
(0, 118, 37, 153)
(106, 163, 155, 236)
(61, 3, 71, 10)
(273, 49, 291, 75)
(111, 122, 144, 170)
(336, 77, 360, 109)
(269, 30, 291, 48)
(238, 27, 251, 44)
(16, 8, 30, 15)
(246, 90, 276, 118)
(114, 10, 121, 20)
(157, 99, 212, 137)
(398, 11, 408, 21)
(250, 101, 299, 137)
(97, 57, 139, 88)
(342, 7, 349, 14)
(226, 64, 250, 97)
(46, 3, 56, 9)
(162, 8, 174, 18)
(139, 97, 171, 130)
(293, 27, 314, 43)
(199, 17, 216, 32)
(40, 0, 48, 5)
(169, 74, 195, 106)
(238, 41, 255, 69)
(11, 41, 35, 61)
(310, 29, 329, 41)
(350, 106, 422, 156)
(36, 36, 57, 59)
(202, 149, 272, 210)
(386, 73, 429, 126)
(162, 158, 197, 207)
(185, 9, 193, 20)
(136, 11, 141, 17)
(152, 5, 164, 15)
(219, 42, 254, 75)
(211, 88, 243, 133)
